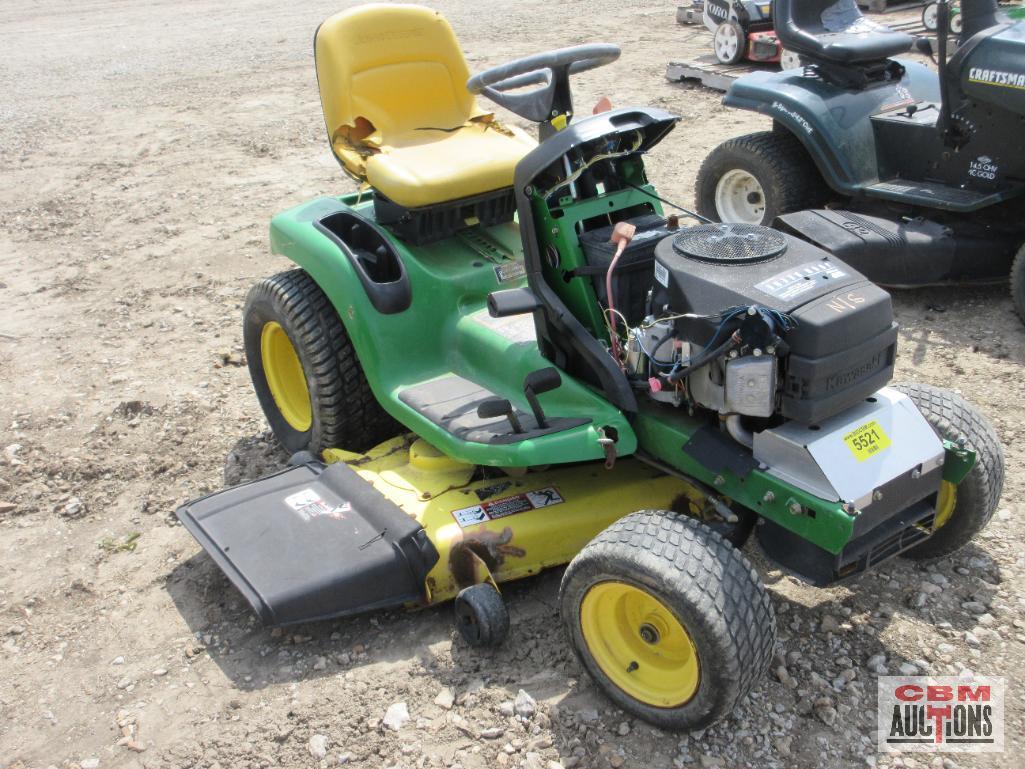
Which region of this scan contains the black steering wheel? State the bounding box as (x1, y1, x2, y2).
(466, 44, 621, 126)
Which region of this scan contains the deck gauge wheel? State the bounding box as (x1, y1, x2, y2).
(454, 583, 510, 647)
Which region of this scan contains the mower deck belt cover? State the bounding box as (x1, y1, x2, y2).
(176, 460, 439, 626)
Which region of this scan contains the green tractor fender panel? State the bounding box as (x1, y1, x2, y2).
(723, 60, 941, 194)
(268, 195, 637, 467)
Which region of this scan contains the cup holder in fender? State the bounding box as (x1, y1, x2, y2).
(315, 211, 412, 314)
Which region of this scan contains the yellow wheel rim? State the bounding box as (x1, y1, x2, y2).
(934, 480, 957, 530)
(579, 581, 700, 708)
(261, 321, 312, 432)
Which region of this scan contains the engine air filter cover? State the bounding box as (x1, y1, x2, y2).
(673, 224, 788, 264)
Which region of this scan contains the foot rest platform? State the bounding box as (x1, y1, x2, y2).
(398, 374, 589, 444)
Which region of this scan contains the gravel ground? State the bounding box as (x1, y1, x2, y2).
(1, 2, 1023, 768)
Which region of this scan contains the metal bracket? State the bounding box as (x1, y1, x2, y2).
(597, 427, 617, 470)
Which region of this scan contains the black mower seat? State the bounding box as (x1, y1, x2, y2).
(775, 0, 915, 64)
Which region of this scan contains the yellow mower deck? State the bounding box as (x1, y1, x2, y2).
(176, 435, 705, 627)
(325, 436, 704, 605)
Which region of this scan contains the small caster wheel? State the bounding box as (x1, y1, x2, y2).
(287, 450, 318, 467)
(453, 583, 509, 647)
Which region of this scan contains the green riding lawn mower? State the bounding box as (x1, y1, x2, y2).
(177, 4, 1004, 731)
(924, 1, 1025, 34)
(696, 0, 1025, 321)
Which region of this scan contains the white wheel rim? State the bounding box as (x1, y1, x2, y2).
(780, 50, 801, 70)
(951, 14, 962, 34)
(714, 25, 740, 62)
(923, 5, 938, 30)
(714, 169, 767, 224)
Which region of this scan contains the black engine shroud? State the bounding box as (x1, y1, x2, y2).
(652, 225, 898, 424)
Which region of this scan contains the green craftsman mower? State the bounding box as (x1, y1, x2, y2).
(696, 0, 1025, 321)
(177, 4, 1004, 730)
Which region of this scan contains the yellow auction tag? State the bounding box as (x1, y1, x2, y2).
(843, 420, 892, 462)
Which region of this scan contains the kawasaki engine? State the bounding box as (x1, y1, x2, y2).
(625, 224, 898, 438)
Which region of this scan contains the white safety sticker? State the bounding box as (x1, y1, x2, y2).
(285, 488, 351, 521)
(654, 261, 670, 288)
(451, 486, 564, 528)
(755, 261, 847, 301)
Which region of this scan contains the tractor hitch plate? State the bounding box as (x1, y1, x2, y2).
(176, 460, 439, 626)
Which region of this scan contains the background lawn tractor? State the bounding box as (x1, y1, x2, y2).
(177, 4, 1004, 731)
(925, 1, 1025, 33)
(923, 1, 965, 35)
(703, 0, 802, 68)
(696, 0, 1025, 321)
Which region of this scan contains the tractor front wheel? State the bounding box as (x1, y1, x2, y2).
(243, 269, 400, 456)
(560, 511, 775, 730)
(894, 383, 1004, 560)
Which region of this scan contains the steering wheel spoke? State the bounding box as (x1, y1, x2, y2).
(467, 44, 620, 130)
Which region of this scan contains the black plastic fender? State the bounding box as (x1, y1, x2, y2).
(722, 61, 941, 195)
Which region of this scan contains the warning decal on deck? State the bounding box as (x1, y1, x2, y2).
(452, 486, 564, 528)
(285, 488, 351, 521)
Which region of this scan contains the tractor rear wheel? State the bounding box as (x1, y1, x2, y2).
(243, 269, 400, 455)
(1010, 242, 1025, 325)
(696, 130, 827, 226)
(894, 383, 1004, 560)
(560, 511, 775, 730)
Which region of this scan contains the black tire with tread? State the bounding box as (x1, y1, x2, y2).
(454, 584, 510, 647)
(695, 130, 827, 225)
(244, 269, 400, 455)
(560, 511, 775, 731)
(894, 383, 1004, 560)
(1010, 243, 1025, 325)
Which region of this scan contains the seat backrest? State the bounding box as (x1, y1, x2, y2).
(775, 0, 912, 66)
(773, 0, 823, 57)
(315, 4, 479, 155)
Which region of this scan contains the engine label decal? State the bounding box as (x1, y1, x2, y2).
(968, 67, 1025, 91)
(843, 421, 892, 462)
(755, 261, 847, 301)
(284, 488, 351, 521)
(654, 261, 670, 288)
(452, 486, 564, 528)
(969, 156, 999, 181)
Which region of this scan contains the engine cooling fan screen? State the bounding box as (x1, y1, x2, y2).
(672, 224, 788, 264)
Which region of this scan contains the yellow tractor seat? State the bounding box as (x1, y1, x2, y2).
(315, 4, 536, 210)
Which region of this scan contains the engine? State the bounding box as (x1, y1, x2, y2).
(625, 224, 898, 433)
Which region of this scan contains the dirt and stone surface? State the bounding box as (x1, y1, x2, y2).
(1, 1, 1023, 768)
